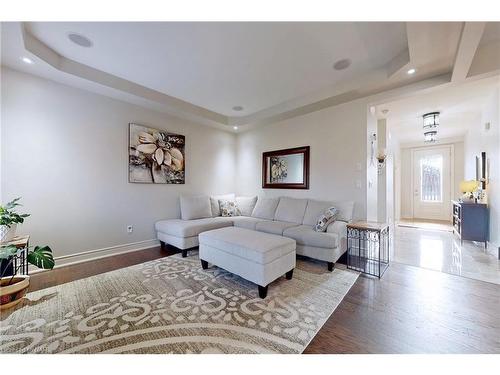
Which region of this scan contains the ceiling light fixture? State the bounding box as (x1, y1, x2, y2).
(407, 68, 416, 75)
(68, 33, 93, 48)
(423, 112, 439, 143)
(233, 126, 239, 130)
(333, 58, 351, 71)
(21, 57, 33, 64)
(424, 131, 438, 143)
(232, 106, 244, 112)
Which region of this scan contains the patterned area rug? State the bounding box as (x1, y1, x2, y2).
(0, 254, 358, 354)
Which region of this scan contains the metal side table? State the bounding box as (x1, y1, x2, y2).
(346, 222, 389, 278)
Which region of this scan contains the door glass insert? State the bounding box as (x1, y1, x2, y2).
(420, 155, 443, 202)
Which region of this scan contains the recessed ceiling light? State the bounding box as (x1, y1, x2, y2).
(21, 57, 33, 64)
(233, 126, 239, 130)
(407, 68, 416, 75)
(232, 106, 244, 112)
(68, 33, 93, 48)
(333, 58, 351, 71)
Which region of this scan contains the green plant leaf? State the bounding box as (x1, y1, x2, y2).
(27, 245, 55, 270)
(0, 245, 18, 260)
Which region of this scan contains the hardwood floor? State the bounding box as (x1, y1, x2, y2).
(28, 247, 500, 354)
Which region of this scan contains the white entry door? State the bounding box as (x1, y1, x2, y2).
(412, 146, 452, 221)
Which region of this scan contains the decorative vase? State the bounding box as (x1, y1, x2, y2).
(0, 275, 30, 310)
(0, 223, 17, 244)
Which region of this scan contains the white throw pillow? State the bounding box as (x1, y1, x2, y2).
(314, 207, 338, 232)
(251, 197, 280, 220)
(210, 193, 235, 216)
(235, 196, 258, 216)
(180, 195, 212, 220)
(219, 199, 241, 217)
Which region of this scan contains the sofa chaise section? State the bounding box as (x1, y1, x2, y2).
(156, 217, 232, 256)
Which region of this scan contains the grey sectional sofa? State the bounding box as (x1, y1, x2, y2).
(155, 195, 354, 270)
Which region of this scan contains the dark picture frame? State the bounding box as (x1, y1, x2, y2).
(262, 146, 310, 189)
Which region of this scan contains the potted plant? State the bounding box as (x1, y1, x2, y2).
(0, 244, 54, 310)
(0, 197, 30, 243)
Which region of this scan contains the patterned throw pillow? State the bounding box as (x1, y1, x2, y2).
(218, 200, 241, 217)
(314, 207, 338, 232)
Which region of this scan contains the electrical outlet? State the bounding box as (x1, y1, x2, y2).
(127, 225, 133, 233)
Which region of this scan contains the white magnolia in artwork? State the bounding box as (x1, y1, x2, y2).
(129, 123, 185, 184)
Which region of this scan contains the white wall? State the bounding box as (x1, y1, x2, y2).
(399, 139, 465, 220)
(236, 98, 369, 220)
(464, 87, 500, 248)
(1, 68, 237, 260)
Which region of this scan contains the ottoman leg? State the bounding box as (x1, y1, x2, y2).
(201, 259, 208, 270)
(286, 269, 294, 280)
(160, 241, 166, 251)
(328, 262, 335, 272)
(258, 285, 268, 299)
(182, 249, 188, 258)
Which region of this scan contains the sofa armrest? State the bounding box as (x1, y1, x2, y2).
(326, 220, 348, 239)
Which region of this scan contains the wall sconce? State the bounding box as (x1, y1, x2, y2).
(377, 149, 387, 175)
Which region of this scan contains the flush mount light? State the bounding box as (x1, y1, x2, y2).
(68, 33, 93, 48)
(407, 68, 416, 75)
(423, 112, 439, 142)
(232, 106, 244, 112)
(21, 57, 33, 64)
(233, 126, 239, 130)
(424, 130, 437, 143)
(333, 58, 351, 71)
(423, 112, 440, 130)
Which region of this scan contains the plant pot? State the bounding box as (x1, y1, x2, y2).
(0, 275, 29, 310)
(0, 223, 17, 244)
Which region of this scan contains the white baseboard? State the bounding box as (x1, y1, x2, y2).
(29, 238, 160, 273)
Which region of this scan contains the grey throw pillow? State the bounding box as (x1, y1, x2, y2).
(219, 199, 241, 217)
(314, 207, 338, 232)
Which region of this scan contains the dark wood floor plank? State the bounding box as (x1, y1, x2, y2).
(27, 247, 500, 354)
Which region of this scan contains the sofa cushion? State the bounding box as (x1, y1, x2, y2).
(199, 227, 296, 265)
(283, 225, 338, 248)
(303, 199, 333, 226)
(274, 197, 308, 224)
(251, 197, 280, 220)
(180, 195, 212, 220)
(332, 200, 355, 222)
(303, 199, 355, 225)
(155, 217, 232, 238)
(210, 193, 235, 216)
(255, 220, 300, 235)
(232, 216, 269, 230)
(235, 196, 258, 216)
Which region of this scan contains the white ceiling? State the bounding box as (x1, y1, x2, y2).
(2, 22, 500, 131)
(25, 22, 409, 116)
(377, 76, 499, 144)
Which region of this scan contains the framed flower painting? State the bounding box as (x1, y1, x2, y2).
(129, 123, 185, 184)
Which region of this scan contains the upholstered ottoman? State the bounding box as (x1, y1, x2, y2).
(198, 227, 296, 298)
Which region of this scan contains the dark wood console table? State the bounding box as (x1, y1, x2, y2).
(452, 200, 488, 249)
